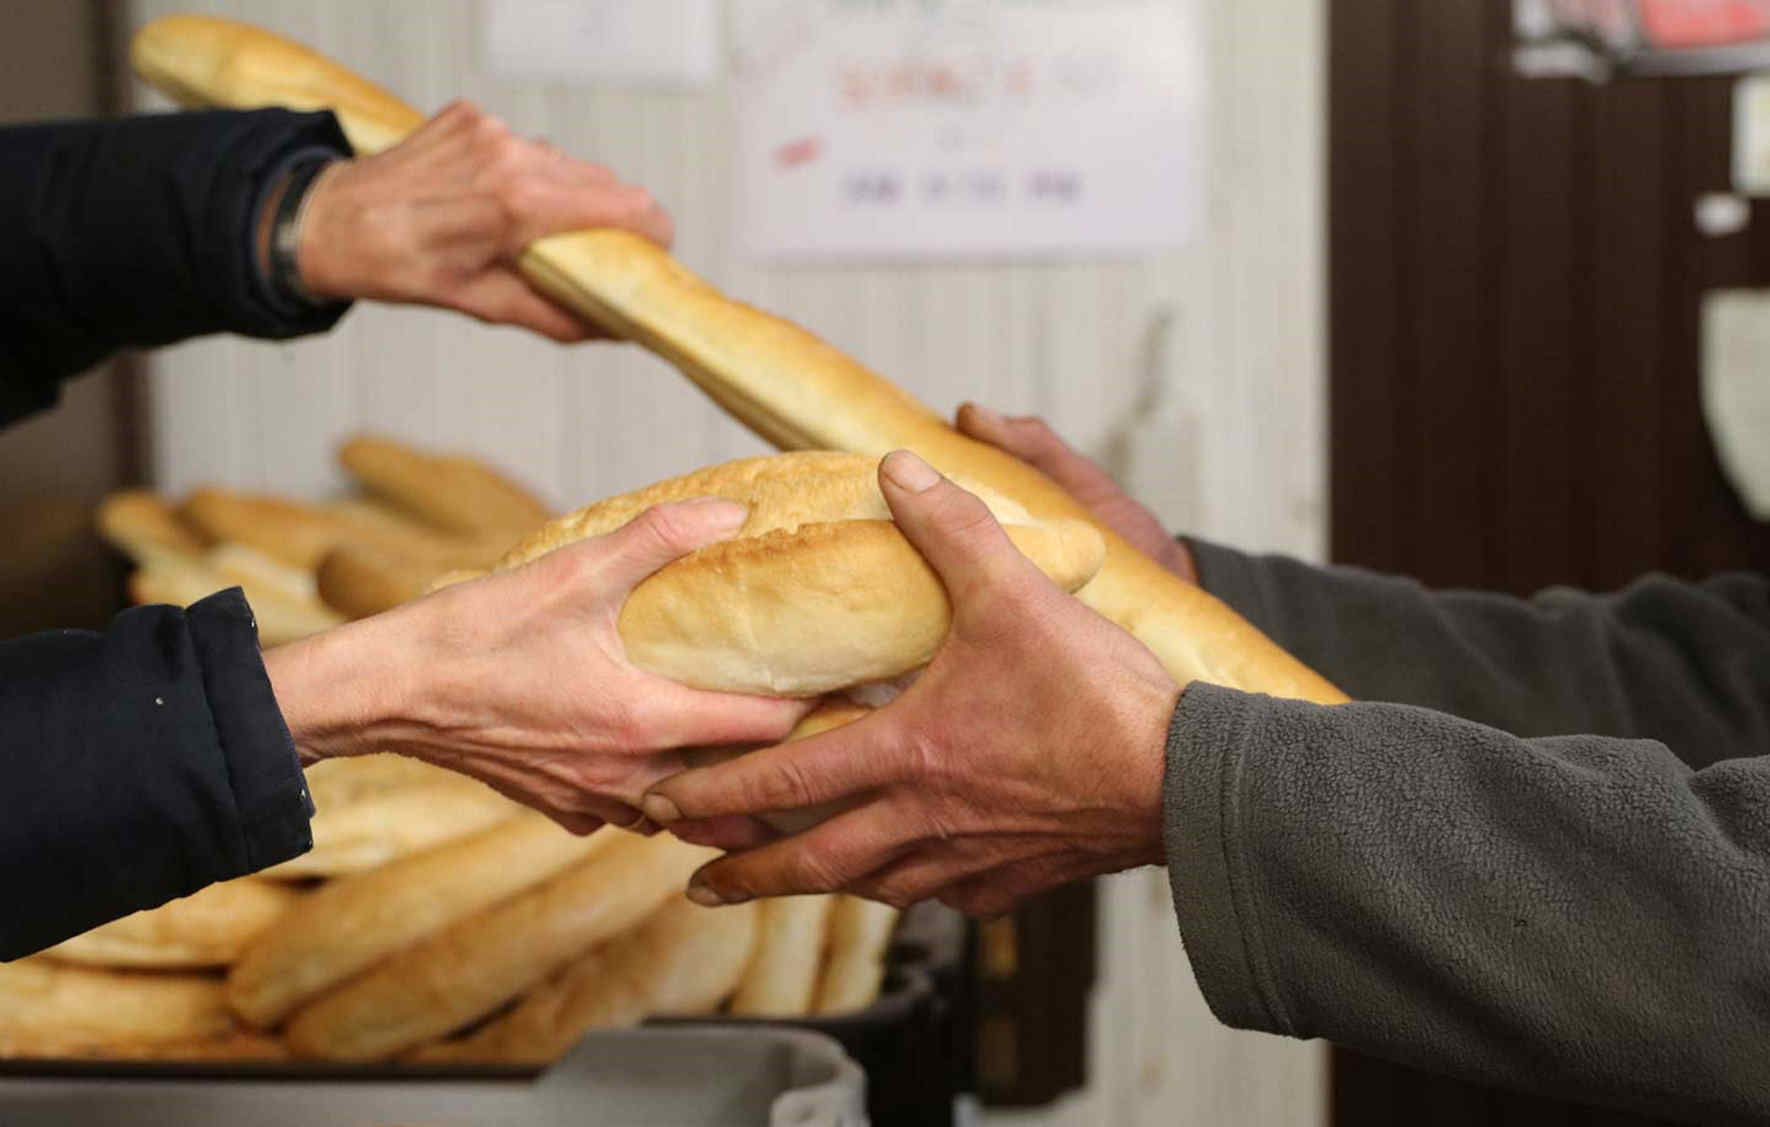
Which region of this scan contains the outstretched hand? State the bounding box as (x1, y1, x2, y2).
(296, 100, 673, 342)
(641, 452, 1179, 917)
(265, 500, 811, 836)
(956, 403, 1198, 583)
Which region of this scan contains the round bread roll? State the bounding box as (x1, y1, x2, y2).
(498, 452, 1106, 697)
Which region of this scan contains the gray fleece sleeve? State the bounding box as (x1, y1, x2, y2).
(1165, 683, 1770, 1124)
(1166, 544, 1770, 1121)
(1187, 539, 1770, 759)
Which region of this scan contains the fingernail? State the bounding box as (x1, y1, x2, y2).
(642, 794, 683, 825)
(688, 881, 750, 907)
(882, 450, 941, 494)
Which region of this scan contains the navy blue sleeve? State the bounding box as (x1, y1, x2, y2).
(0, 109, 353, 423)
(0, 589, 313, 960)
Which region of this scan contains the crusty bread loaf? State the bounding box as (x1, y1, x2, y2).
(316, 498, 515, 618)
(44, 878, 300, 970)
(130, 16, 1348, 707)
(409, 898, 758, 1066)
(96, 489, 210, 565)
(0, 960, 234, 1057)
(729, 896, 834, 1019)
(339, 435, 554, 541)
(130, 13, 424, 154)
(813, 897, 901, 1016)
(498, 453, 1105, 697)
(285, 832, 714, 1061)
(228, 812, 608, 1028)
(129, 553, 344, 646)
(263, 755, 518, 879)
(179, 488, 345, 571)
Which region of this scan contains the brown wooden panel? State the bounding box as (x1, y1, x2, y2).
(1330, 0, 1770, 1122)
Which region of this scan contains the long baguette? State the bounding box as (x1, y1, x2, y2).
(409, 898, 758, 1066)
(262, 757, 519, 879)
(131, 16, 1346, 706)
(813, 896, 901, 1016)
(284, 832, 714, 1061)
(338, 435, 554, 542)
(0, 960, 234, 1057)
(729, 896, 834, 1019)
(44, 877, 301, 970)
(228, 811, 608, 1028)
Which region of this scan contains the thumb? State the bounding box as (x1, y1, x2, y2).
(590, 499, 749, 594)
(878, 451, 1028, 596)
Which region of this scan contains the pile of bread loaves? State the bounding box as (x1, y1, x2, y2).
(0, 436, 981, 1065)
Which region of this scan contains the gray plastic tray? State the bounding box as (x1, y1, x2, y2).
(0, 1026, 867, 1126)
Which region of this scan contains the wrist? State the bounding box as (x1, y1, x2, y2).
(263, 608, 423, 764)
(292, 160, 350, 301)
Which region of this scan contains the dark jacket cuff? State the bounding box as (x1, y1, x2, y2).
(1164, 681, 1296, 1037)
(186, 589, 315, 871)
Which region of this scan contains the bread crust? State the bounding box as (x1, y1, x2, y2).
(44, 878, 300, 970)
(283, 832, 714, 1061)
(130, 14, 424, 154)
(501, 453, 1105, 696)
(729, 896, 834, 1019)
(813, 896, 901, 1016)
(227, 812, 608, 1028)
(339, 435, 553, 541)
(0, 960, 234, 1057)
(408, 898, 758, 1066)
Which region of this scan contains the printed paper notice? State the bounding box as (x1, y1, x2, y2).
(484, 0, 720, 88)
(732, 0, 1206, 262)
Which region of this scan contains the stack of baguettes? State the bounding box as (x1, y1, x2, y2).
(1, 436, 903, 1065)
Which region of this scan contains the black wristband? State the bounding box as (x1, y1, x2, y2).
(267, 155, 337, 310)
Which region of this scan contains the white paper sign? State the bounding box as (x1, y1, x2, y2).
(483, 0, 720, 88)
(732, 0, 1205, 262)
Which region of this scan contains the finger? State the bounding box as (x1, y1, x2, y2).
(579, 499, 751, 594)
(847, 841, 1005, 910)
(955, 403, 1124, 506)
(641, 715, 899, 825)
(876, 450, 1036, 598)
(683, 802, 918, 903)
(447, 270, 594, 342)
(669, 815, 781, 853)
(939, 855, 1085, 918)
(638, 683, 814, 750)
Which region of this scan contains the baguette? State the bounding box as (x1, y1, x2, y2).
(263, 756, 518, 879)
(0, 960, 233, 1057)
(316, 498, 515, 618)
(409, 898, 758, 1066)
(130, 13, 425, 154)
(497, 453, 1105, 697)
(339, 435, 554, 541)
(729, 896, 834, 1019)
(228, 812, 608, 1028)
(131, 16, 1348, 707)
(813, 897, 901, 1016)
(180, 488, 344, 571)
(95, 489, 209, 566)
(284, 832, 713, 1061)
(44, 878, 301, 970)
(129, 555, 344, 645)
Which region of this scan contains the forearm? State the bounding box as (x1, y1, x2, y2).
(1165, 684, 1770, 1124)
(1189, 538, 1770, 758)
(0, 109, 352, 421)
(0, 590, 312, 960)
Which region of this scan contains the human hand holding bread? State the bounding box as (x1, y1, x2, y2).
(642, 451, 1181, 916)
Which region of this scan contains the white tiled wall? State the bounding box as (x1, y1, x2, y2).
(128, 2, 1329, 1123)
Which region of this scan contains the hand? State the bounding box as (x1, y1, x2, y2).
(640, 452, 1180, 917)
(263, 500, 810, 836)
(956, 403, 1198, 583)
(296, 101, 673, 342)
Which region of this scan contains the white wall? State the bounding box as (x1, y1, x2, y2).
(128, 2, 1328, 1123)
